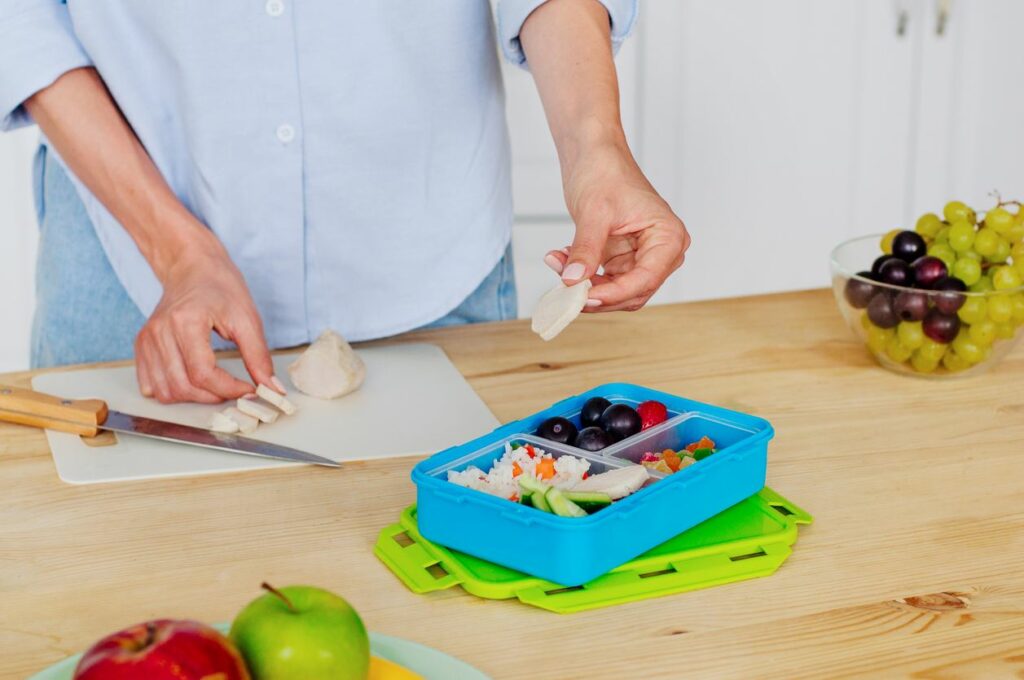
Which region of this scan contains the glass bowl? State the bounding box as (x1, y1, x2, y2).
(830, 234, 1024, 378)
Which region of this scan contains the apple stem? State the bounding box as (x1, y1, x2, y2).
(144, 622, 157, 648)
(261, 582, 297, 613)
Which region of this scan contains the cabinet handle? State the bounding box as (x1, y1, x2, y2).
(936, 0, 952, 36)
(896, 9, 909, 37)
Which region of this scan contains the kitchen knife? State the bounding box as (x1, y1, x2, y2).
(0, 384, 341, 468)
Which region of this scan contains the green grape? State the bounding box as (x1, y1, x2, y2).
(993, 265, 1023, 290)
(910, 352, 939, 373)
(927, 243, 957, 269)
(885, 335, 913, 362)
(897, 321, 925, 349)
(988, 295, 1014, 322)
(860, 311, 873, 332)
(952, 258, 982, 286)
(974, 228, 1000, 257)
(1008, 221, 1024, 243)
(943, 200, 976, 224)
(968, 319, 997, 346)
(1015, 258, 1024, 280)
(865, 324, 893, 354)
(933, 225, 951, 244)
(880, 228, 901, 255)
(995, 322, 1016, 339)
(970, 275, 994, 293)
(952, 334, 985, 363)
(958, 249, 982, 262)
(1012, 240, 1024, 260)
(942, 351, 971, 372)
(1012, 294, 1024, 324)
(948, 221, 976, 252)
(985, 206, 1015, 235)
(915, 213, 944, 238)
(917, 338, 948, 361)
(958, 297, 988, 324)
(986, 237, 1011, 263)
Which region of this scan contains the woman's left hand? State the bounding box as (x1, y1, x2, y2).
(544, 141, 691, 312)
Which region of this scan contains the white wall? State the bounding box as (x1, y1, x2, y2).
(0, 129, 38, 372)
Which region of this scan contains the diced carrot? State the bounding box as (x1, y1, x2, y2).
(663, 449, 682, 472)
(524, 444, 536, 458)
(686, 437, 717, 453)
(536, 457, 556, 480)
(696, 436, 716, 450)
(512, 462, 522, 477)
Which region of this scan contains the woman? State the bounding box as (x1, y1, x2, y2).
(0, 0, 689, 403)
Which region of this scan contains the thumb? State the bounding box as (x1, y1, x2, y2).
(562, 226, 605, 284)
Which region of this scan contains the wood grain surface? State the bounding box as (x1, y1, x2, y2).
(2, 289, 1023, 679)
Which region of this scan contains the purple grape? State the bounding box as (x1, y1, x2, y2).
(580, 397, 611, 428)
(878, 258, 914, 287)
(932, 276, 968, 314)
(911, 256, 948, 288)
(871, 255, 900, 276)
(600, 404, 642, 442)
(893, 290, 929, 321)
(892, 231, 927, 262)
(867, 293, 899, 328)
(574, 426, 612, 451)
(844, 272, 877, 309)
(922, 308, 961, 343)
(536, 417, 578, 445)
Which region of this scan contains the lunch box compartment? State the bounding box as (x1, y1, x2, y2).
(604, 413, 759, 465)
(412, 383, 773, 586)
(423, 434, 624, 480)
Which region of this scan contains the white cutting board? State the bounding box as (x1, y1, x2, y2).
(31, 343, 499, 484)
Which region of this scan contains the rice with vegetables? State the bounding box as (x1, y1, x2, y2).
(447, 442, 591, 501)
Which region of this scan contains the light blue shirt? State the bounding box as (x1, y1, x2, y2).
(0, 0, 636, 346)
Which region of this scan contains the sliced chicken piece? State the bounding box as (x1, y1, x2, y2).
(287, 329, 366, 399)
(207, 410, 239, 434)
(222, 406, 259, 434)
(256, 384, 297, 415)
(531, 280, 592, 341)
(236, 396, 280, 424)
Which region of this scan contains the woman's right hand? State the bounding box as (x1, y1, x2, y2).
(134, 246, 277, 404)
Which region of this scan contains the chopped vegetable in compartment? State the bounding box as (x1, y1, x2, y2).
(640, 436, 718, 474)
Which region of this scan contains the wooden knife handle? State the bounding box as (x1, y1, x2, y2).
(0, 385, 108, 437)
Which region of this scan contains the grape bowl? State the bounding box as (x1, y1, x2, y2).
(830, 201, 1024, 378)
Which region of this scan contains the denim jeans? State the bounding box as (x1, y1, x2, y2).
(30, 145, 517, 368)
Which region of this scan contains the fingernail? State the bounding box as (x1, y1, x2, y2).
(562, 263, 585, 282)
(543, 253, 564, 274)
(271, 376, 288, 394)
(241, 392, 256, 400)
(586, 298, 603, 307)
(560, 247, 570, 255)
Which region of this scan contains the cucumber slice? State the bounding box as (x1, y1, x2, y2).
(518, 475, 550, 496)
(563, 490, 612, 513)
(545, 487, 587, 518)
(531, 490, 552, 513)
(519, 491, 533, 505)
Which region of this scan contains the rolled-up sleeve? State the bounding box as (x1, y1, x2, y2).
(497, 0, 638, 68)
(0, 0, 92, 131)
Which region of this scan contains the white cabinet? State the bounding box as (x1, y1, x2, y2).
(909, 0, 1024, 214)
(506, 0, 1024, 313)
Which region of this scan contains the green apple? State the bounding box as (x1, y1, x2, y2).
(230, 583, 370, 680)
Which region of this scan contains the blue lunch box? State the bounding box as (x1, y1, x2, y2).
(411, 383, 774, 586)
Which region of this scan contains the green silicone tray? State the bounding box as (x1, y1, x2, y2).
(375, 487, 812, 613)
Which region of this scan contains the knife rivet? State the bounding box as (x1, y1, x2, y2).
(61, 399, 73, 405)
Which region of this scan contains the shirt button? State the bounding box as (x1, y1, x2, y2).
(266, 0, 284, 17)
(276, 124, 296, 144)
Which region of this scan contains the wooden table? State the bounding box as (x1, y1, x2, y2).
(3, 289, 1024, 679)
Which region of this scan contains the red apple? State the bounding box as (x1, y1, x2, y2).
(73, 619, 250, 680)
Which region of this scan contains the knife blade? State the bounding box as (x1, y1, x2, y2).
(0, 384, 340, 468)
